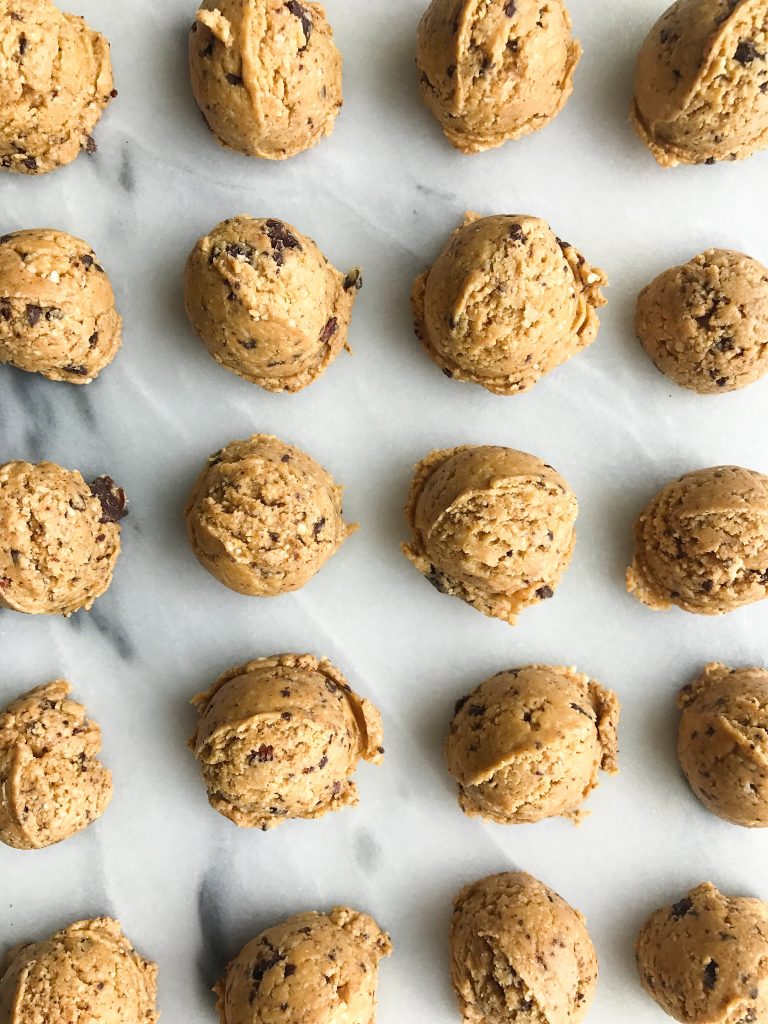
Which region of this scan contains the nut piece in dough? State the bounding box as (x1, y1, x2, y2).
(0, 462, 126, 616)
(636, 882, 768, 1023)
(189, 0, 342, 160)
(451, 872, 598, 1024)
(215, 906, 391, 1024)
(630, 0, 768, 168)
(189, 653, 384, 830)
(0, 917, 158, 1023)
(446, 665, 619, 824)
(0, 0, 115, 175)
(416, 0, 581, 154)
(402, 445, 578, 625)
(626, 465, 768, 615)
(0, 229, 122, 383)
(184, 215, 360, 393)
(412, 213, 607, 395)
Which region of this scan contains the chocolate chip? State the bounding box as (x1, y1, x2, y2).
(536, 585, 554, 600)
(324, 679, 337, 694)
(44, 308, 63, 321)
(319, 317, 338, 345)
(22, 155, 36, 170)
(761, 82, 768, 94)
(286, 1, 313, 50)
(25, 304, 42, 326)
(447, 64, 456, 77)
(318, 756, 328, 769)
(711, 336, 733, 352)
(442, 367, 454, 378)
(265, 219, 301, 267)
(202, 39, 214, 57)
(89, 476, 128, 523)
(110, 89, 118, 99)
(507, 37, 519, 52)
(735, 40, 760, 64)
(670, 898, 694, 920)
(716, 377, 727, 387)
(426, 565, 449, 593)
(504, 1, 516, 14)
(313, 518, 326, 537)
(702, 579, 714, 593)
(704, 156, 716, 165)
(240, 339, 258, 349)
(703, 960, 718, 990)
(85, 135, 97, 154)
(343, 268, 362, 292)
(570, 703, 593, 720)
(284, 964, 296, 977)
(468, 704, 485, 717)
(0, 304, 9, 321)
(454, 695, 469, 715)
(522, 710, 532, 722)
(0, 577, 11, 590)
(250, 744, 274, 763)
(510, 223, 526, 242)
(225, 72, 244, 85)
(64, 364, 88, 376)
(251, 951, 284, 986)
(18, 33, 27, 55)
(281, 453, 291, 463)
(281, 711, 292, 721)
(81, 254, 93, 267)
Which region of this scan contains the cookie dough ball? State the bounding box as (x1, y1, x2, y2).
(402, 445, 578, 625)
(184, 215, 360, 393)
(0, 0, 115, 175)
(0, 462, 126, 616)
(412, 213, 607, 395)
(416, 0, 581, 154)
(0, 917, 158, 1023)
(637, 882, 768, 1023)
(626, 465, 768, 615)
(189, 0, 342, 160)
(451, 872, 598, 1024)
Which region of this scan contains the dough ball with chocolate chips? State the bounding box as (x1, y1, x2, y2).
(184, 215, 360, 393)
(402, 445, 578, 625)
(0, 0, 115, 175)
(412, 213, 607, 395)
(626, 465, 768, 615)
(416, 0, 581, 154)
(189, 0, 342, 160)
(0, 229, 122, 383)
(451, 872, 598, 1024)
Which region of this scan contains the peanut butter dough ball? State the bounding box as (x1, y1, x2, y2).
(402, 445, 578, 625)
(451, 872, 598, 1024)
(416, 0, 581, 153)
(184, 215, 360, 393)
(412, 213, 607, 395)
(626, 465, 768, 615)
(190, 0, 342, 160)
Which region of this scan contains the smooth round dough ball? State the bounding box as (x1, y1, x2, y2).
(451, 872, 598, 1024)
(184, 215, 360, 393)
(0, 229, 122, 383)
(416, 0, 581, 154)
(446, 665, 619, 824)
(637, 882, 768, 1023)
(189, 0, 342, 160)
(0, 0, 115, 175)
(185, 434, 356, 596)
(626, 465, 768, 615)
(412, 213, 607, 395)
(402, 445, 578, 625)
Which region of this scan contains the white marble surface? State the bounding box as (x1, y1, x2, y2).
(2, 0, 768, 1020)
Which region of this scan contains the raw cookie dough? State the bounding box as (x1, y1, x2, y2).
(215, 906, 391, 1024)
(188, 653, 384, 830)
(631, 0, 768, 168)
(636, 248, 768, 394)
(412, 213, 607, 395)
(451, 872, 598, 1024)
(0, 229, 122, 383)
(445, 665, 619, 824)
(416, 0, 581, 153)
(184, 215, 360, 393)
(0, 462, 126, 616)
(0, 917, 158, 1023)
(626, 465, 768, 615)
(189, 0, 342, 160)
(402, 445, 578, 625)
(636, 882, 768, 1023)
(0, 0, 115, 175)
(185, 434, 356, 596)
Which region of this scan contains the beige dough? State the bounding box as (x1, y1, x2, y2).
(445, 665, 619, 824)
(0, 461, 126, 616)
(402, 445, 578, 625)
(451, 872, 598, 1024)
(0, 0, 115, 175)
(215, 906, 391, 1024)
(636, 248, 768, 394)
(631, 0, 768, 168)
(184, 215, 360, 393)
(636, 882, 768, 1023)
(626, 465, 768, 615)
(412, 212, 607, 395)
(416, 0, 581, 153)
(0, 229, 122, 383)
(189, 0, 342, 160)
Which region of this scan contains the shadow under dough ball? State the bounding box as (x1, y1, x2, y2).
(626, 465, 768, 615)
(189, 0, 342, 160)
(416, 0, 581, 153)
(412, 212, 607, 395)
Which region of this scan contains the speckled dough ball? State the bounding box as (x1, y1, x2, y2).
(626, 465, 768, 615)
(412, 213, 607, 395)
(184, 215, 360, 393)
(451, 872, 598, 1024)
(416, 0, 581, 153)
(190, 0, 342, 160)
(402, 445, 578, 625)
